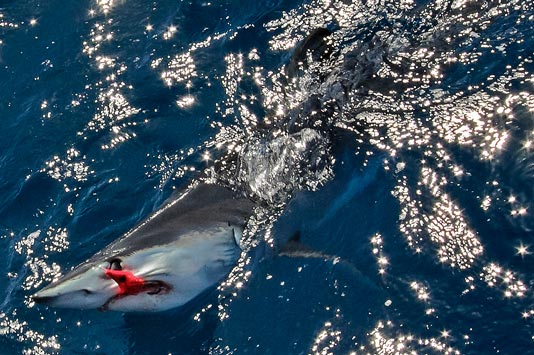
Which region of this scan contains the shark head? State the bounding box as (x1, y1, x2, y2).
(32, 249, 180, 312)
(32, 227, 242, 312)
(32, 184, 253, 313)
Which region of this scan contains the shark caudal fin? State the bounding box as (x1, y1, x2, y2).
(286, 28, 333, 80)
(282, 28, 338, 134)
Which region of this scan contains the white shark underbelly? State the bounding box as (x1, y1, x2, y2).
(106, 226, 242, 312)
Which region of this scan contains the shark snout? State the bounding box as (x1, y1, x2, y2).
(32, 264, 119, 309)
(32, 284, 106, 309)
(32, 286, 89, 305)
(32, 284, 65, 306)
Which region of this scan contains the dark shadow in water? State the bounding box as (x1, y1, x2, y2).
(123, 288, 220, 355)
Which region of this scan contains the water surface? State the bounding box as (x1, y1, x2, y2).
(0, 0, 533, 354)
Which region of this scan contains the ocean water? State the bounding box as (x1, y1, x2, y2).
(1, 0, 534, 354)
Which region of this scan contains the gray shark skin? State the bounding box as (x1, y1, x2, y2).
(32, 183, 255, 312)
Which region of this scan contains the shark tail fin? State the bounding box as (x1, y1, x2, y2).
(286, 28, 333, 80)
(283, 28, 338, 133)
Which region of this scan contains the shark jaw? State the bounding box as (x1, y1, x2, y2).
(98, 269, 172, 311)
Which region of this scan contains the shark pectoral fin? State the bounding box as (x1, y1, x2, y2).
(230, 225, 244, 249)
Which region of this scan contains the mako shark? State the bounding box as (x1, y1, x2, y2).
(32, 28, 336, 313)
(32, 183, 255, 312)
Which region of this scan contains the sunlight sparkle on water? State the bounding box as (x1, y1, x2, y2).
(161, 52, 197, 87)
(0, 313, 61, 354)
(481, 263, 528, 298)
(410, 281, 430, 302)
(163, 25, 177, 40)
(200, 151, 212, 163)
(515, 243, 530, 256)
(176, 95, 195, 108)
(367, 321, 460, 355)
(97, 0, 114, 14)
(310, 321, 342, 355)
(42, 149, 91, 183)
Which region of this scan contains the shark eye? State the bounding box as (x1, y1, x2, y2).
(108, 258, 122, 271)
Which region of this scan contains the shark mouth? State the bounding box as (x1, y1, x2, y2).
(99, 269, 171, 311)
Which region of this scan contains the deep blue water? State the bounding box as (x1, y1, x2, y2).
(1, 0, 534, 354)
